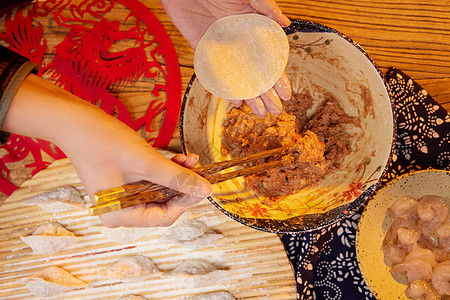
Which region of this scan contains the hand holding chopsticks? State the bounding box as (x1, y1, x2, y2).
(89, 146, 294, 216)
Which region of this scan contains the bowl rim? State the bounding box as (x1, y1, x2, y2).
(180, 19, 398, 234)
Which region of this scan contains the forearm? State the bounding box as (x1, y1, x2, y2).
(3, 72, 210, 193)
(2, 74, 113, 151)
(2, 73, 148, 184)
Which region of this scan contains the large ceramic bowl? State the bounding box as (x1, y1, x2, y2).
(356, 169, 450, 299)
(180, 20, 396, 233)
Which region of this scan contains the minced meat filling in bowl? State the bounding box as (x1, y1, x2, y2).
(222, 93, 358, 201)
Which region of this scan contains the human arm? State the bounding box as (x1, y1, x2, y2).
(1, 71, 212, 227)
(160, 0, 292, 117)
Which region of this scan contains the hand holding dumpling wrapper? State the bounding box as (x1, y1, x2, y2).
(194, 14, 291, 117)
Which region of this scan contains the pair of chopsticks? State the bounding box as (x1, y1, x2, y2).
(89, 146, 294, 216)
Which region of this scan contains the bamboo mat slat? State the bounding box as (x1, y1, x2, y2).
(0, 158, 296, 300)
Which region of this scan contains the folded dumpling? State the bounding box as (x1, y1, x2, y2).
(186, 291, 236, 300)
(96, 226, 150, 244)
(20, 222, 81, 254)
(119, 296, 148, 300)
(103, 255, 158, 282)
(168, 259, 218, 276)
(167, 259, 229, 288)
(161, 220, 223, 249)
(21, 187, 85, 212)
(20, 266, 87, 297)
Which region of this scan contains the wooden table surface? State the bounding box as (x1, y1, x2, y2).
(0, 3, 447, 297)
(149, 0, 450, 112)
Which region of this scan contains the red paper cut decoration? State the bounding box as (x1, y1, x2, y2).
(0, 0, 182, 196)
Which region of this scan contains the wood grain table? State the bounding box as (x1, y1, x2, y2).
(149, 0, 450, 117)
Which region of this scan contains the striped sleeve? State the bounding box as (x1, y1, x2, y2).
(0, 45, 39, 144)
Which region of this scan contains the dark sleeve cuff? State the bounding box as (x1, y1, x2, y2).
(0, 45, 39, 145)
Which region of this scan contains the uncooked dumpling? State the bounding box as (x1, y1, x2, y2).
(20, 222, 81, 254)
(97, 226, 150, 244)
(167, 259, 229, 288)
(20, 266, 87, 297)
(119, 296, 148, 300)
(21, 187, 85, 212)
(194, 13, 289, 100)
(160, 220, 223, 249)
(104, 255, 158, 282)
(168, 259, 218, 276)
(187, 291, 236, 300)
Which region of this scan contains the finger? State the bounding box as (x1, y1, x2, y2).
(245, 97, 268, 118)
(273, 72, 292, 101)
(249, 0, 291, 27)
(170, 153, 187, 165)
(228, 99, 243, 107)
(145, 194, 205, 226)
(171, 153, 199, 169)
(260, 88, 283, 116)
(183, 153, 200, 168)
(144, 150, 212, 198)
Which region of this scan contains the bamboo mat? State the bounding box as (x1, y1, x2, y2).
(0, 158, 297, 300)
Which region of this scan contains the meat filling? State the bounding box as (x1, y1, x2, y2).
(222, 92, 358, 199)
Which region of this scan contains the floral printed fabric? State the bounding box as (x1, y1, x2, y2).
(281, 67, 450, 300)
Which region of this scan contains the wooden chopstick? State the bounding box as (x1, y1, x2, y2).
(193, 146, 293, 177)
(93, 146, 292, 203)
(89, 146, 293, 216)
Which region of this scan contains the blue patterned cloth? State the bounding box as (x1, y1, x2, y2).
(281, 67, 450, 300)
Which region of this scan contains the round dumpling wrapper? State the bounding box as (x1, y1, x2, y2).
(194, 14, 289, 100)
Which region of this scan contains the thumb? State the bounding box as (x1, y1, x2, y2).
(250, 0, 291, 27)
(146, 151, 212, 197)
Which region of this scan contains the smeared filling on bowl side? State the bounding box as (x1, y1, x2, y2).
(222, 92, 360, 203)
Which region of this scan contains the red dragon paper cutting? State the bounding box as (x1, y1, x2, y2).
(0, 0, 182, 196)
